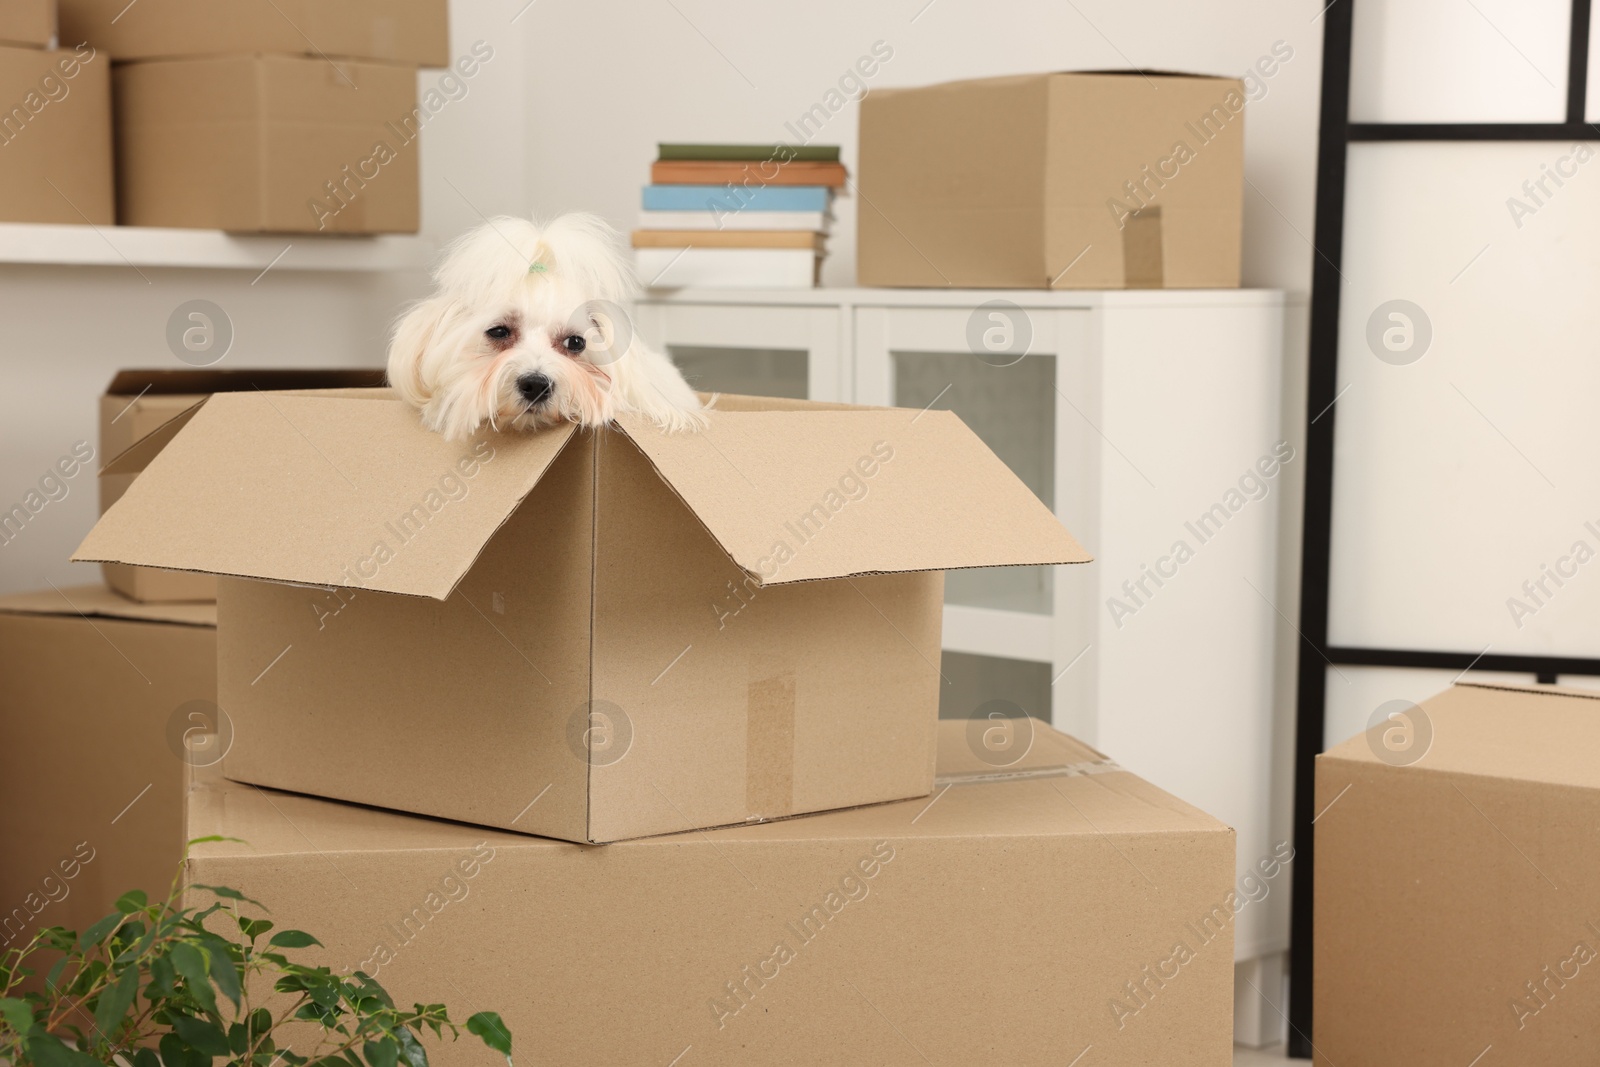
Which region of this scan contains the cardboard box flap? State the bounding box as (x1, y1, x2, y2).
(102, 400, 207, 476)
(1322, 682, 1600, 791)
(0, 584, 216, 627)
(188, 719, 1228, 856)
(615, 408, 1091, 585)
(75, 394, 577, 600)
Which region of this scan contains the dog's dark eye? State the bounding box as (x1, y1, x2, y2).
(486, 325, 512, 341)
(561, 334, 586, 355)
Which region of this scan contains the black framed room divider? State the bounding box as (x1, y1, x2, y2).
(1289, 0, 1600, 1056)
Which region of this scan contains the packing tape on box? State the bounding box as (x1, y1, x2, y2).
(1122, 207, 1164, 289)
(936, 757, 1124, 787)
(746, 667, 797, 819)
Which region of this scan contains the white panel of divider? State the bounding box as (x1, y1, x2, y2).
(1330, 141, 1600, 657)
(1348, 0, 1571, 123)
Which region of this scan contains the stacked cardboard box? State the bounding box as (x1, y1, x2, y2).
(38, 384, 1245, 1062)
(0, 0, 115, 224)
(56, 0, 450, 232)
(633, 143, 844, 288)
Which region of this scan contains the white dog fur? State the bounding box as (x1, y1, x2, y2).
(387, 213, 706, 440)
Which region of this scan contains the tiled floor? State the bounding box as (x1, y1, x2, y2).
(1235, 1047, 1293, 1065)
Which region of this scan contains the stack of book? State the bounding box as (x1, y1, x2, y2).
(634, 143, 845, 288)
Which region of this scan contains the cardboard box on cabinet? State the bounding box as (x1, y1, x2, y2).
(1316, 682, 1600, 1066)
(98, 369, 390, 602)
(183, 719, 1237, 1066)
(0, 43, 113, 224)
(858, 71, 1246, 289)
(75, 391, 1091, 843)
(0, 585, 215, 948)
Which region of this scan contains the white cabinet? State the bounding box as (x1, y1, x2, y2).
(638, 287, 1289, 970)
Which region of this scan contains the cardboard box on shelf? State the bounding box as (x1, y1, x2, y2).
(0, 585, 215, 949)
(75, 392, 1091, 843)
(114, 55, 421, 234)
(0, 43, 113, 225)
(0, 0, 54, 48)
(99, 369, 391, 602)
(185, 719, 1236, 1067)
(59, 0, 448, 67)
(1316, 682, 1600, 1066)
(858, 71, 1245, 289)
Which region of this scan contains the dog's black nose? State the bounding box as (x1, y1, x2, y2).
(516, 373, 553, 404)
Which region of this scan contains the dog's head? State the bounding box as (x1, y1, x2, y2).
(387, 214, 642, 440)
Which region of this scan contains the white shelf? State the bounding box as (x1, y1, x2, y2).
(0, 223, 435, 272)
(941, 604, 1055, 663)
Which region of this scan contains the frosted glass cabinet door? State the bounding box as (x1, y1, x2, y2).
(633, 302, 846, 402)
(854, 304, 1094, 726)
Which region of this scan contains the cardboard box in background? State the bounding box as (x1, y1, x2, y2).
(76, 392, 1091, 843)
(0, 586, 216, 949)
(59, 0, 447, 66)
(0, 0, 54, 47)
(1316, 683, 1600, 1066)
(99, 369, 390, 602)
(186, 720, 1236, 1066)
(0, 43, 113, 224)
(858, 72, 1245, 289)
(114, 55, 421, 234)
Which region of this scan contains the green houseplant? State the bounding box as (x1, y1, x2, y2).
(0, 839, 511, 1067)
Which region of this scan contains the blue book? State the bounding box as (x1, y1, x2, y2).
(641, 184, 832, 212)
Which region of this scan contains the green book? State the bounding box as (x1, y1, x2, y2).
(658, 143, 841, 162)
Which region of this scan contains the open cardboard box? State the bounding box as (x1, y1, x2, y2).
(75, 391, 1091, 843)
(1316, 682, 1600, 1066)
(185, 719, 1236, 1066)
(99, 369, 389, 602)
(0, 585, 215, 948)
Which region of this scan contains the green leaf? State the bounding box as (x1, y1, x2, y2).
(466, 1013, 512, 1061)
(189, 884, 267, 910)
(115, 890, 150, 914)
(171, 1013, 232, 1057)
(363, 1037, 399, 1067)
(93, 964, 141, 1041)
(24, 1029, 104, 1067)
(267, 930, 321, 950)
(148, 953, 177, 998)
(394, 1027, 429, 1067)
(237, 917, 275, 941)
(227, 1021, 249, 1055)
(205, 943, 242, 1007)
(159, 1029, 210, 1067)
(0, 996, 34, 1035)
(44, 956, 69, 993)
(170, 943, 217, 1016)
(78, 911, 124, 951)
(133, 1046, 161, 1067)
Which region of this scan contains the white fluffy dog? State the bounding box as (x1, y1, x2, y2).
(387, 213, 706, 439)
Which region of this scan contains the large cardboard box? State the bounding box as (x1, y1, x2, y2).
(857, 72, 1245, 289)
(59, 0, 447, 67)
(0, 43, 113, 224)
(1316, 683, 1600, 1066)
(75, 392, 1090, 843)
(186, 719, 1237, 1066)
(99, 369, 390, 602)
(115, 55, 421, 234)
(0, 585, 215, 950)
(0, 0, 54, 48)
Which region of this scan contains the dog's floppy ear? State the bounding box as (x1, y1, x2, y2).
(386, 296, 449, 407)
